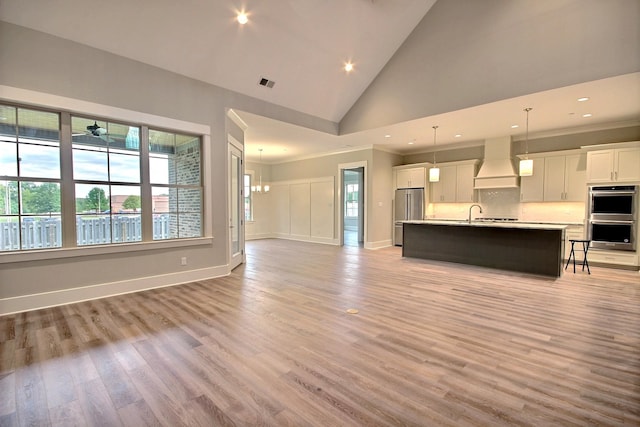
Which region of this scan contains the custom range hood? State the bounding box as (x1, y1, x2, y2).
(474, 136, 519, 189)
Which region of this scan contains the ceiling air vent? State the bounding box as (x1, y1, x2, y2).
(258, 77, 276, 88)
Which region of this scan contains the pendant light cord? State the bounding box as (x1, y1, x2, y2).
(524, 107, 532, 158)
(432, 125, 438, 165)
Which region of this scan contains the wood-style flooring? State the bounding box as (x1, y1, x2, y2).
(1, 239, 639, 426)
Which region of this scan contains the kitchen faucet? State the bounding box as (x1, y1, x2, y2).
(468, 204, 482, 223)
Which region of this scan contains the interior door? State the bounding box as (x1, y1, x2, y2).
(229, 144, 244, 270)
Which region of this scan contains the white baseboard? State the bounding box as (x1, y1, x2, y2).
(0, 265, 229, 316)
(250, 234, 388, 248)
(246, 233, 274, 241)
(364, 239, 393, 250)
(269, 234, 339, 246)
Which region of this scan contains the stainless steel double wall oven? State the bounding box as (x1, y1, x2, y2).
(587, 185, 637, 251)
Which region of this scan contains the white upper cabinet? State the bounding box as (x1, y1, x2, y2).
(586, 150, 614, 182)
(543, 155, 567, 201)
(586, 144, 640, 183)
(455, 163, 476, 203)
(395, 167, 425, 189)
(520, 158, 545, 202)
(431, 165, 457, 202)
(563, 154, 587, 201)
(615, 147, 640, 182)
(520, 152, 586, 202)
(543, 154, 586, 202)
(431, 161, 478, 203)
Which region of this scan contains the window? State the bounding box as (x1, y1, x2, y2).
(0, 106, 62, 250)
(244, 173, 252, 221)
(345, 183, 359, 217)
(72, 116, 142, 245)
(149, 130, 202, 240)
(0, 102, 203, 252)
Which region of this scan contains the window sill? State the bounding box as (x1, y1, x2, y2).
(0, 237, 214, 264)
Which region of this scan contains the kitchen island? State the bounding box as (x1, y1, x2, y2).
(402, 220, 567, 277)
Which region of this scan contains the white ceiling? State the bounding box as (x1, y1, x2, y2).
(0, 0, 435, 123)
(1, 0, 638, 163)
(240, 72, 640, 162)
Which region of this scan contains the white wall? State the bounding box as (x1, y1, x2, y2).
(245, 147, 402, 248)
(270, 177, 335, 244)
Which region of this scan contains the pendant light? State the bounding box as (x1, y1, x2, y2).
(252, 148, 270, 193)
(429, 125, 440, 182)
(519, 108, 533, 176)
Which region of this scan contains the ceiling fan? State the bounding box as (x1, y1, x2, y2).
(86, 121, 107, 137)
(72, 121, 111, 141)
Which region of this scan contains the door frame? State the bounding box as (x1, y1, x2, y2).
(338, 161, 367, 246)
(228, 136, 245, 270)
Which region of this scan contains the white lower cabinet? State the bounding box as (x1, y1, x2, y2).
(564, 225, 585, 263)
(587, 250, 638, 268)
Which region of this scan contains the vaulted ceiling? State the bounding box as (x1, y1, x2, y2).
(1, 0, 638, 162)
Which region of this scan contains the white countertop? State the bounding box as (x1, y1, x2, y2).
(403, 219, 568, 230)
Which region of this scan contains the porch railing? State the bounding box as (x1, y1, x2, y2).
(0, 215, 171, 251)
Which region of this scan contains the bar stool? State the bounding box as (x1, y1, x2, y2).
(565, 239, 591, 274)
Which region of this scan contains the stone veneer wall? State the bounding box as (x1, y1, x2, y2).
(168, 138, 202, 238)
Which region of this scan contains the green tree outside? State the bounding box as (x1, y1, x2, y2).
(21, 182, 61, 214)
(86, 187, 109, 212)
(122, 195, 141, 211)
(0, 181, 19, 215)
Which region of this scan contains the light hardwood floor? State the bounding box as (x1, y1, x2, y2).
(1, 239, 639, 426)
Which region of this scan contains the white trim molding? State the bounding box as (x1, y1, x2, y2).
(0, 85, 211, 135)
(0, 265, 230, 316)
(365, 239, 393, 250)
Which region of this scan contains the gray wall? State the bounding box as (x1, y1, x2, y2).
(403, 126, 640, 165)
(340, 0, 640, 134)
(0, 22, 334, 304)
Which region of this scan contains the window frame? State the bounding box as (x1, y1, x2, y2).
(0, 105, 63, 251)
(244, 171, 254, 222)
(345, 183, 359, 218)
(0, 90, 212, 264)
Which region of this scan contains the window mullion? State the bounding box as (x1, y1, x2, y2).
(59, 112, 77, 248)
(139, 126, 153, 241)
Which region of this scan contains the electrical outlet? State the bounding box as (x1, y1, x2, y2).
(181, 257, 187, 266)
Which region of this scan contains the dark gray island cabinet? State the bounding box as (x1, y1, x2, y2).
(402, 221, 567, 277)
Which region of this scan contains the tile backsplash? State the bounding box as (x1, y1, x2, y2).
(425, 188, 586, 223)
(478, 188, 520, 218)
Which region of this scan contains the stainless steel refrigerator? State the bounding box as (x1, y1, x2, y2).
(394, 188, 424, 246)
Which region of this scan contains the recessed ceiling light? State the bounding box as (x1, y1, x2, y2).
(344, 62, 354, 72)
(237, 11, 248, 24)
(578, 97, 589, 102)
(583, 113, 592, 118)
(408, 141, 415, 145)
(454, 134, 462, 138)
(384, 134, 391, 138)
(511, 124, 519, 129)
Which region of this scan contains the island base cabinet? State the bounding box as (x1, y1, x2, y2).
(402, 223, 564, 277)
